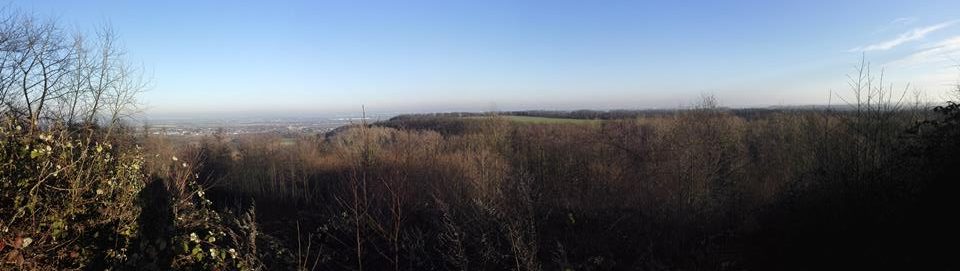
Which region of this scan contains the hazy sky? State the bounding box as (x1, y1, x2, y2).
(10, 0, 960, 115)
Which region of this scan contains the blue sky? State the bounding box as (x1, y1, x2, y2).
(10, 0, 960, 116)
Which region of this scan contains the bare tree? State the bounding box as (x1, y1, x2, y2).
(0, 10, 22, 107)
(29, 19, 74, 129)
(105, 60, 147, 138)
(0, 13, 75, 130)
(85, 25, 122, 125)
(0, 10, 145, 134)
(57, 32, 92, 124)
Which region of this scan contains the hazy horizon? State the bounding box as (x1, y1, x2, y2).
(11, 0, 960, 117)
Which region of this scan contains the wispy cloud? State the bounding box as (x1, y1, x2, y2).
(889, 35, 960, 67)
(890, 17, 917, 26)
(851, 20, 956, 52)
(872, 17, 917, 34)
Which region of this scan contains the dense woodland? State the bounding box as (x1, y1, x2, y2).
(3, 10, 960, 271)
(180, 94, 959, 270)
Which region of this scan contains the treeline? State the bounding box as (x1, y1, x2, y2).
(389, 109, 684, 121)
(390, 106, 877, 124)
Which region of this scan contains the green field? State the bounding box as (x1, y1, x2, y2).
(468, 115, 600, 124)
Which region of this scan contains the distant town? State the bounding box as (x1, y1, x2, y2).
(141, 113, 397, 136)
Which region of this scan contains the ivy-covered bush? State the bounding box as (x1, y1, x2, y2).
(168, 179, 260, 270)
(0, 117, 143, 269)
(0, 116, 259, 270)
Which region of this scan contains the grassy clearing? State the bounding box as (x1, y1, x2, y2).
(468, 115, 600, 124)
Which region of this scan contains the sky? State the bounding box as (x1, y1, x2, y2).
(9, 0, 960, 116)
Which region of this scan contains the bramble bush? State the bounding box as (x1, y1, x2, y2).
(0, 116, 260, 270)
(0, 117, 143, 269)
